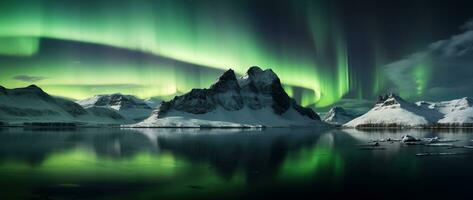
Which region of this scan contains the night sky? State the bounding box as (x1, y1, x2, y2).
(1, 0, 473, 109)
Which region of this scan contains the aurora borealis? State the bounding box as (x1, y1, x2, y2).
(1, 0, 473, 108)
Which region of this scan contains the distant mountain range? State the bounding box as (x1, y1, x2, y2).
(417, 97, 473, 124)
(322, 107, 360, 125)
(0, 85, 123, 125)
(133, 66, 321, 127)
(0, 67, 321, 127)
(344, 93, 473, 128)
(0, 85, 165, 126)
(76, 93, 156, 122)
(1, 69, 472, 128)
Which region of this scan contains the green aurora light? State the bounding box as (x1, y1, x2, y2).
(0, 0, 355, 106)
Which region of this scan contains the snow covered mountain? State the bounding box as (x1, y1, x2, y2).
(144, 97, 163, 109)
(323, 107, 359, 125)
(344, 93, 443, 128)
(0, 85, 124, 125)
(133, 66, 321, 127)
(77, 93, 154, 122)
(417, 97, 473, 124)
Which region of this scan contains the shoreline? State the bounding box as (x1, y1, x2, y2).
(1, 124, 473, 130)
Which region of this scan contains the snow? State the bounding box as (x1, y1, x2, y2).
(130, 106, 323, 128)
(401, 135, 420, 143)
(4, 83, 472, 128)
(144, 97, 162, 109)
(237, 67, 277, 88)
(416, 97, 471, 114)
(132, 67, 321, 128)
(0, 86, 76, 124)
(81, 107, 125, 123)
(0, 85, 124, 125)
(439, 108, 473, 123)
(130, 116, 258, 128)
(344, 96, 473, 127)
(344, 95, 442, 128)
(75, 95, 100, 108)
(417, 97, 473, 124)
(323, 107, 358, 125)
(76, 93, 154, 122)
(345, 108, 432, 127)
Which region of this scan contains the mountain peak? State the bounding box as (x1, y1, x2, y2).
(9, 85, 50, 99)
(25, 84, 44, 92)
(76, 93, 153, 122)
(109, 93, 124, 97)
(247, 66, 264, 74)
(376, 93, 406, 107)
(209, 69, 240, 92)
(78, 93, 151, 110)
(246, 66, 278, 84)
(345, 93, 444, 127)
(442, 97, 473, 112)
(323, 106, 358, 125)
(328, 106, 346, 113)
(26, 84, 39, 88)
(219, 69, 237, 80)
(377, 92, 398, 102)
(143, 66, 320, 127)
(460, 97, 472, 105)
(241, 66, 290, 114)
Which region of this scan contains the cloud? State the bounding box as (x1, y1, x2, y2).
(461, 18, 473, 30)
(13, 75, 48, 82)
(383, 19, 473, 101)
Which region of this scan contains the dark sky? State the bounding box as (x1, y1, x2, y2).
(258, 0, 473, 77)
(247, 0, 472, 58)
(1, 0, 473, 108)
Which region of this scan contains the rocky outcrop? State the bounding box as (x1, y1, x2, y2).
(155, 66, 319, 120)
(77, 93, 154, 121)
(344, 93, 443, 128)
(323, 106, 359, 125)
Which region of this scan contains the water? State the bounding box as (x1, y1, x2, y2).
(0, 127, 473, 200)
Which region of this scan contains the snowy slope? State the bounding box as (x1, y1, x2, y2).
(77, 93, 153, 122)
(0, 85, 124, 125)
(134, 107, 318, 127)
(132, 67, 322, 127)
(144, 97, 162, 109)
(344, 93, 443, 128)
(0, 85, 78, 124)
(134, 115, 258, 128)
(417, 97, 473, 124)
(323, 107, 359, 125)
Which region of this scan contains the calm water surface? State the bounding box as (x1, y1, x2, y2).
(0, 127, 472, 199)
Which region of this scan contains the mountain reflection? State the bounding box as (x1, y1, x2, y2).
(0, 127, 341, 182)
(1, 128, 473, 199)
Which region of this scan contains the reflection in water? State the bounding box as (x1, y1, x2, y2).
(0, 128, 472, 199)
(278, 133, 344, 182)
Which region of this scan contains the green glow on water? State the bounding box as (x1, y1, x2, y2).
(0, 149, 179, 179)
(278, 134, 344, 180)
(0, 147, 248, 199)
